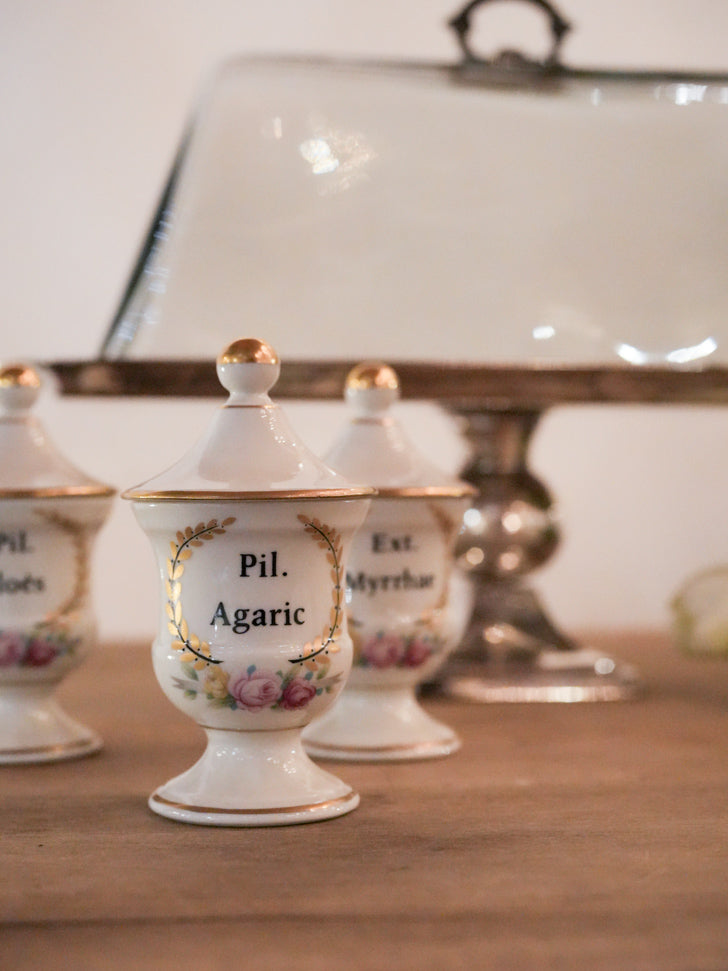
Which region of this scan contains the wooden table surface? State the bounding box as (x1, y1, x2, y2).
(2, 631, 727, 970)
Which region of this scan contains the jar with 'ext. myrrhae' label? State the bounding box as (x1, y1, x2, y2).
(304, 362, 474, 762)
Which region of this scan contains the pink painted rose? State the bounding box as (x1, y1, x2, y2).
(0, 633, 25, 667)
(403, 639, 433, 668)
(362, 633, 405, 669)
(24, 639, 58, 667)
(280, 678, 317, 710)
(228, 669, 282, 711)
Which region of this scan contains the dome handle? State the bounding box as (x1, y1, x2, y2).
(448, 0, 571, 74)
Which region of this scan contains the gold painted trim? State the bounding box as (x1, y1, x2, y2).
(0, 737, 99, 758)
(371, 485, 476, 499)
(308, 738, 455, 755)
(223, 403, 277, 409)
(0, 485, 115, 500)
(150, 792, 357, 816)
(122, 487, 376, 502)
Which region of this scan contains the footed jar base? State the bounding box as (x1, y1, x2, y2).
(149, 727, 359, 827)
(304, 686, 460, 761)
(0, 685, 102, 764)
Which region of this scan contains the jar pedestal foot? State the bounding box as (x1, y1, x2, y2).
(304, 687, 461, 761)
(0, 685, 102, 764)
(149, 727, 359, 827)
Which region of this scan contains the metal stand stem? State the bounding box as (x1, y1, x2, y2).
(434, 408, 638, 702)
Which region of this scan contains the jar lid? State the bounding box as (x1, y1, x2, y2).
(325, 362, 475, 499)
(0, 364, 114, 499)
(123, 338, 375, 502)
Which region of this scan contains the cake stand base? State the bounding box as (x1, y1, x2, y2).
(435, 640, 639, 703)
(149, 727, 359, 827)
(304, 687, 461, 761)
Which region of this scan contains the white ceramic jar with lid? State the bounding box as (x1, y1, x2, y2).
(0, 364, 114, 762)
(303, 362, 474, 761)
(124, 339, 373, 826)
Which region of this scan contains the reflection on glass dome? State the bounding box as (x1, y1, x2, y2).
(615, 337, 718, 366)
(102, 57, 728, 368)
(298, 130, 377, 192)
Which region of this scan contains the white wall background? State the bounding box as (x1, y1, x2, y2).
(1, 0, 728, 642)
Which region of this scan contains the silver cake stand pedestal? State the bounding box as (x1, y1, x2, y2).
(47, 358, 728, 702)
(439, 406, 635, 702)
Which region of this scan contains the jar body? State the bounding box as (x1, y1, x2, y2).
(346, 496, 467, 687)
(0, 496, 111, 681)
(133, 498, 366, 731)
(0, 494, 112, 761)
(304, 495, 469, 760)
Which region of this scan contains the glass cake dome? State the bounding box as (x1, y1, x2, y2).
(101, 44, 728, 371)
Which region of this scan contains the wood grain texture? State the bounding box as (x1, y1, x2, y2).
(1, 632, 727, 969)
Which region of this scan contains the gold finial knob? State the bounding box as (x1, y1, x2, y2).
(0, 364, 41, 414)
(344, 362, 400, 417)
(345, 362, 399, 393)
(216, 338, 281, 404)
(217, 338, 280, 368)
(0, 364, 41, 390)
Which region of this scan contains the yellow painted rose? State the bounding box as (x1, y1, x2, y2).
(203, 666, 230, 699)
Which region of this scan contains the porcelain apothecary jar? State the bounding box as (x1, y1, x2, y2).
(124, 339, 373, 826)
(0, 364, 114, 762)
(304, 363, 474, 761)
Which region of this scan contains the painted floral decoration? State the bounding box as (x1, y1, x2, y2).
(0, 628, 80, 669)
(356, 631, 442, 670)
(172, 661, 341, 713)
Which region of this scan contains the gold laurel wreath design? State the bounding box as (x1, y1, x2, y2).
(166, 517, 236, 669)
(34, 509, 89, 631)
(291, 515, 344, 670)
(422, 500, 460, 619)
(166, 515, 343, 673)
